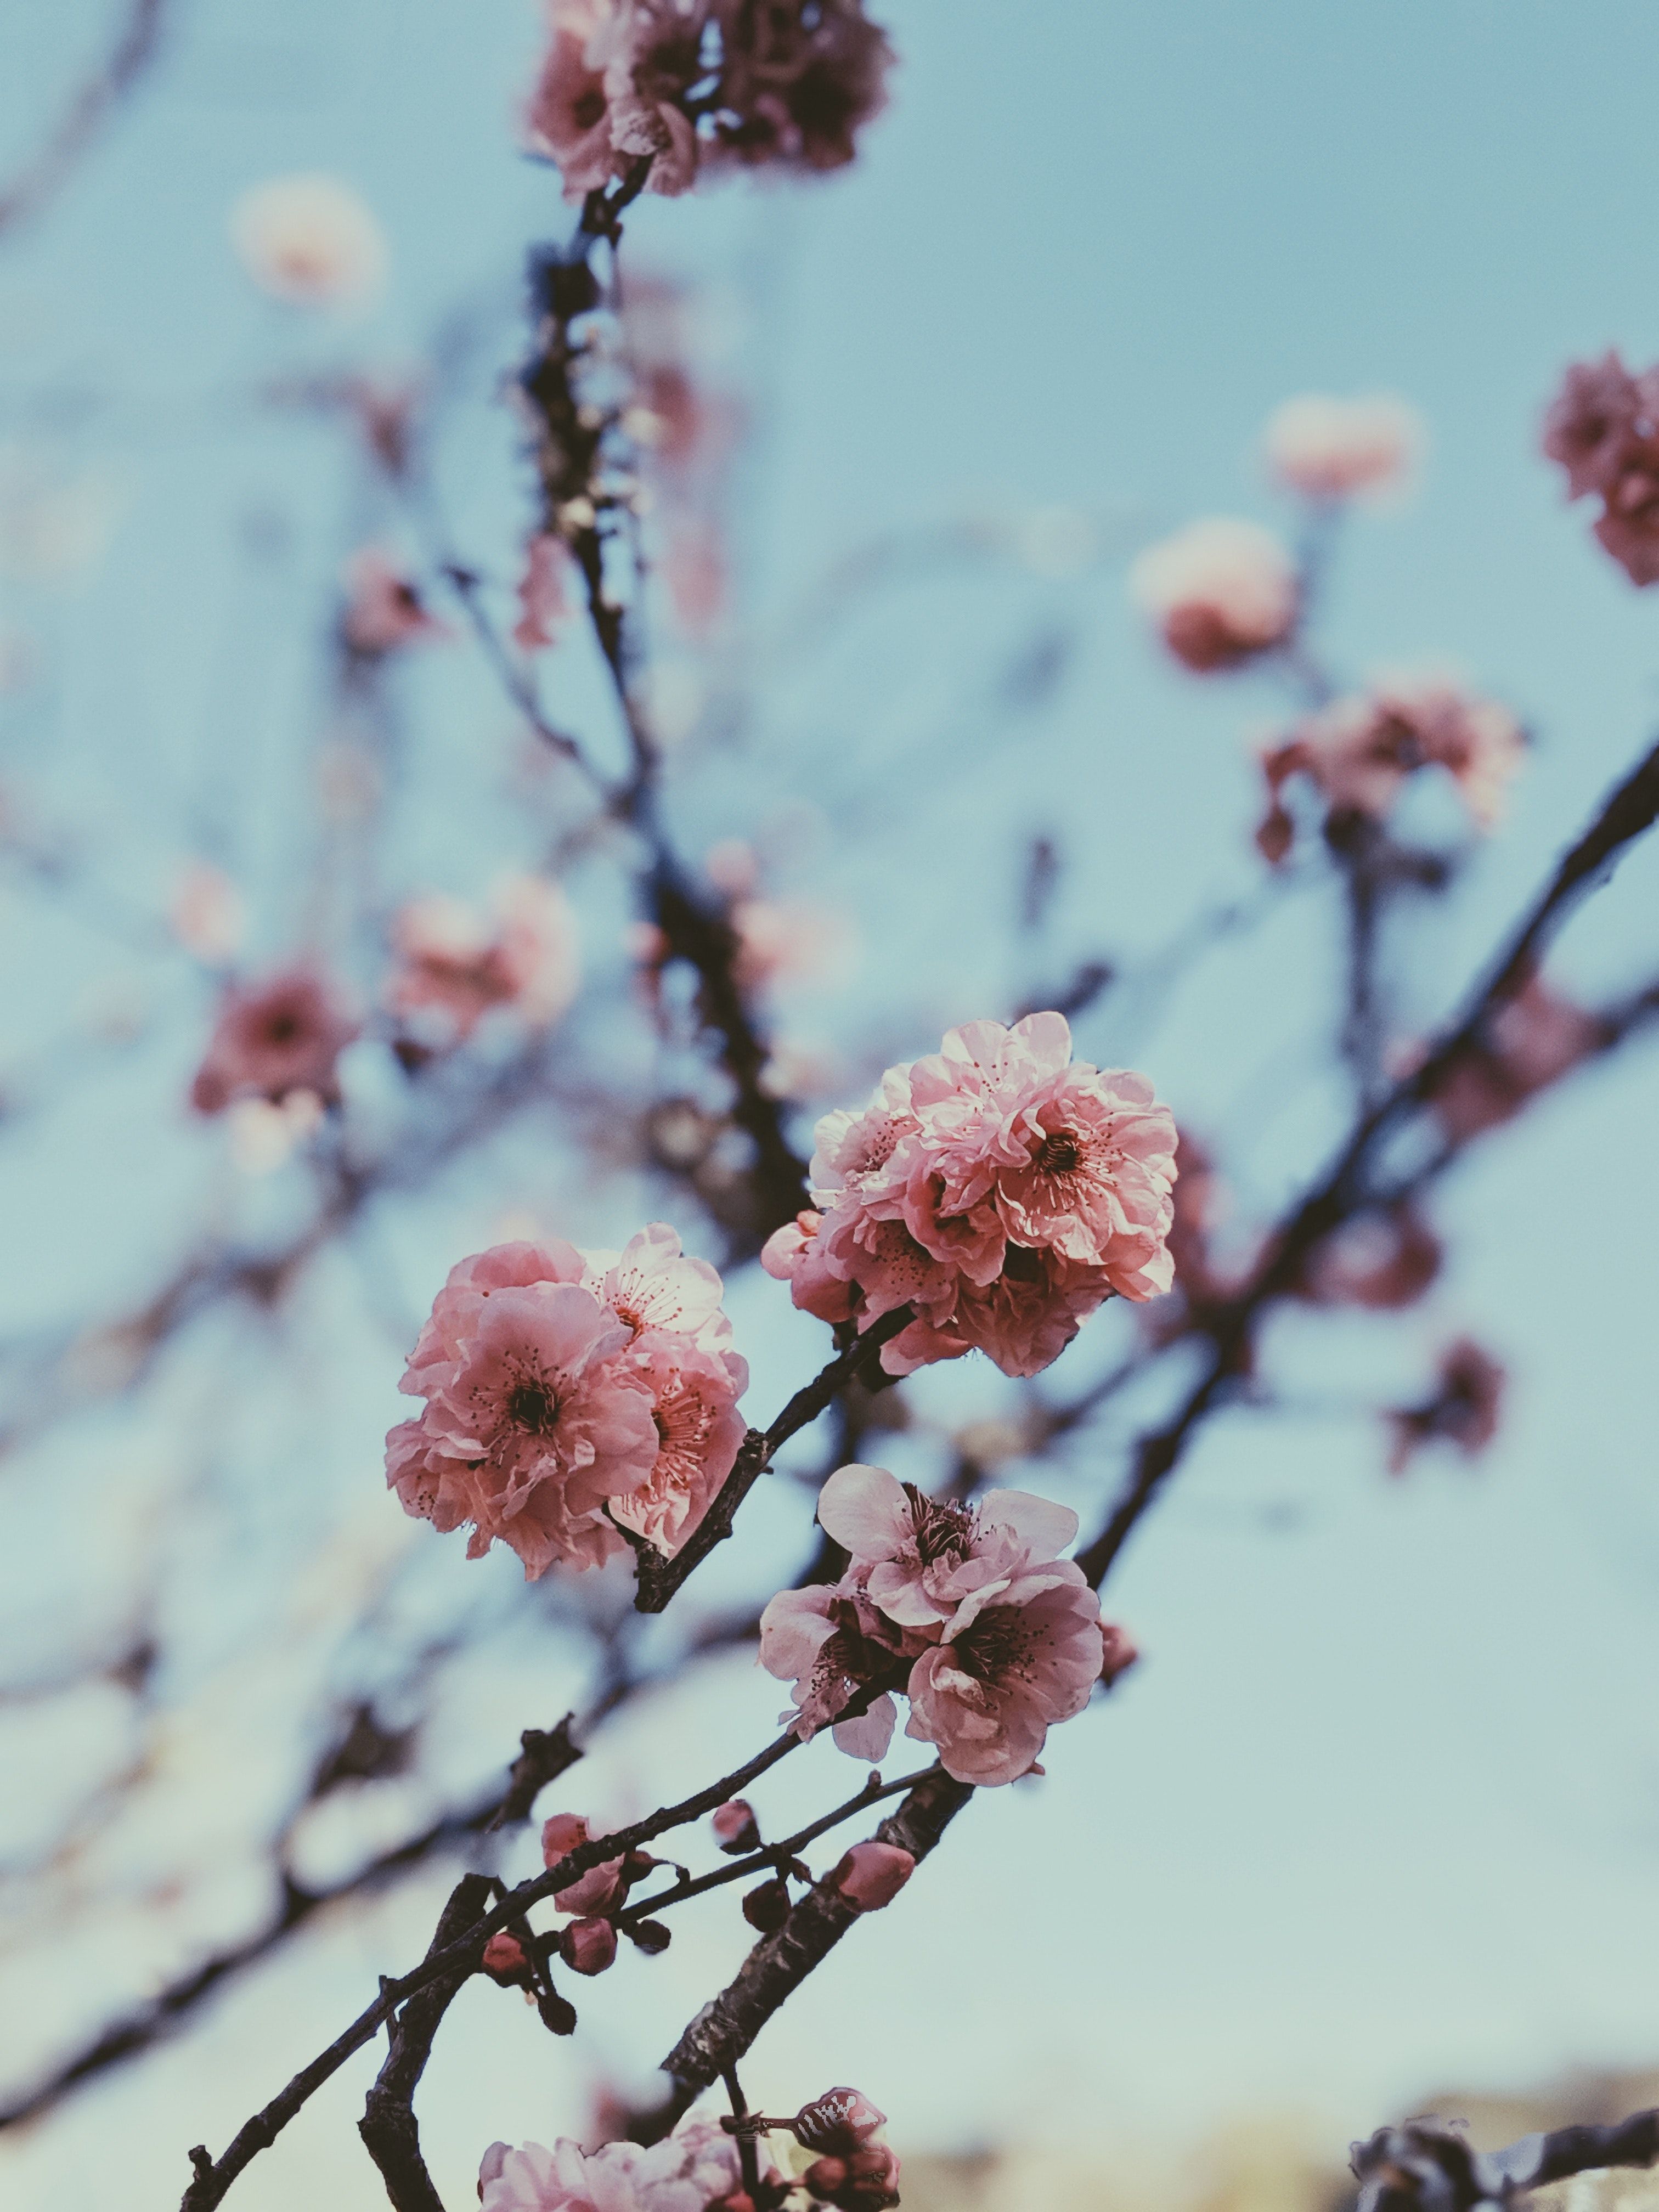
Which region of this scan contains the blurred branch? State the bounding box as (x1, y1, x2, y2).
(1350, 2108, 1659, 2211)
(0, 0, 168, 239)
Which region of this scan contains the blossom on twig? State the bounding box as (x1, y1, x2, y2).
(1130, 517, 1297, 673)
(1264, 391, 1421, 503)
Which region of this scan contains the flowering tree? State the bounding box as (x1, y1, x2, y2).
(3, 7, 1659, 2211)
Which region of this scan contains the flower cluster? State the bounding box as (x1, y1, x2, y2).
(387, 876, 580, 1045)
(1129, 516, 1299, 674)
(760, 1464, 1129, 1786)
(190, 966, 358, 1115)
(1264, 392, 1421, 503)
(386, 1224, 748, 1576)
(763, 1014, 1177, 1380)
(526, 0, 894, 204)
(1542, 350, 1659, 584)
(479, 2117, 758, 2212)
(1255, 670, 1526, 862)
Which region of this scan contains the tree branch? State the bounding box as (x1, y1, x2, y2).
(359, 1875, 492, 2212)
(0, 0, 168, 238)
(1351, 2107, 1659, 2211)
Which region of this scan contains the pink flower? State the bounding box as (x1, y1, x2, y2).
(758, 1583, 922, 1759)
(341, 549, 447, 654)
(389, 877, 579, 1045)
(1297, 1202, 1441, 1310)
(479, 2117, 747, 2212)
(191, 966, 357, 1114)
(515, 532, 571, 652)
(761, 1211, 858, 1324)
(169, 862, 244, 964)
(815, 1462, 1079, 1630)
(1426, 975, 1603, 1141)
(1259, 672, 1525, 848)
(904, 1561, 1108, 1786)
(1542, 353, 1659, 583)
(560, 1915, 617, 1975)
(606, 1328, 749, 1556)
(731, 897, 855, 996)
(827, 1841, 914, 1911)
(229, 173, 386, 306)
(388, 1254, 659, 1578)
(710, 1798, 759, 1852)
(524, 5, 618, 201)
(1263, 393, 1421, 501)
(582, 1221, 732, 1348)
(1130, 517, 1297, 673)
(1385, 1338, 1505, 1477)
(541, 1811, 628, 1914)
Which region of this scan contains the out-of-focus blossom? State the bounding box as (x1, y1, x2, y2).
(826, 1841, 914, 1911)
(1257, 670, 1526, 859)
(1130, 517, 1297, 673)
(711, 1798, 759, 1853)
(230, 174, 387, 306)
(1542, 350, 1659, 582)
(387, 876, 579, 1044)
(1297, 1201, 1441, 1310)
(1385, 1338, 1505, 1476)
(524, 0, 894, 204)
(479, 2117, 749, 2212)
(387, 1242, 658, 1576)
(560, 1914, 617, 1974)
(169, 862, 245, 965)
(1425, 975, 1605, 1140)
(191, 967, 358, 1115)
(767, 1014, 1177, 1380)
(341, 548, 447, 655)
(225, 1087, 325, 1176)
(1099, 1621, 1139, 1686)
(514, 533, 572, 652)
(1264, 392, 1421, 502)
(731, 896, 855, 996)
(0, 443, 123, 581)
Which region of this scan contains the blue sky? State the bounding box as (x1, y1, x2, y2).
(2, 3, 1659, 2205)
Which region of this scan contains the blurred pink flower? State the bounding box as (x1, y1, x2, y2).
(1264, 392, 1421, 501)
(524, 4, 618, 199)
(479, 2118, 748, 2212)
(1297, 1201, 1441, 1310)
(1130, 517, 1297, 673)
(814, 1461, 1078, 1630)
(710, 1798, 759, 1851)
(169, 862, 245, 965)
(1426, 975, 1603, 1140)
(229, 173, 386, 306)
(904, 1560, 1107, 1785)
(731, 896, 855, 996)
(388, 877, 579, 1044)
(191, 966, 357, 1115)
(1542, 352, 1659, 583)
(1385, 1338, 1506, 1476)
(514, 532, 572, 652)
(827, 1841, 914, 1911)
(341, 549, 447, 654)
(803, 2143, 901, 2211)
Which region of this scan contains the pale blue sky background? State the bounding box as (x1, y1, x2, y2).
(2, 3, 1659, 2207)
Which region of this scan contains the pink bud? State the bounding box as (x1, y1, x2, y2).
(827, 1842, 914, 1912)
(559, 1915, 617, 1977)
(542, 1812, 626, 1913)
(481, 1931, 527, 1984)
(803, 2143, 902, 2209)
(1100, 1621, 1139, 1686)
(793, 2088, 887, 2155)
(541, 1811, 588, 1865)
(712, 1798, 760, 1853)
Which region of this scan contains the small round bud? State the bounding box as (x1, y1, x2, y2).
(481, 1931, 528, 1985)
(711, 1798, 760, 1854)
(1099, 1621, 1139, 1686)
(628, 1918, 672, 1955)
(826, 1842, 914, 1912)
(536, 1988, 578, 2036)
(793, 2088, 887, 2155)
(559, 1916, 617, 1977)
(742, 1875, 792, 1933)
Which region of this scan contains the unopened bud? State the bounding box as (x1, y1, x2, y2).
(536, 1988, 578, 2036)
(742, 1875, 792, 1933)
(628, 1918, 672, 1955)
(1099, 1620, 1139, 1686)
(826, 1842, 914, 1913)
(712, 1798, 760, 1854)
(559, 1916, 617, 1977)
(481, 1931, 528, 1985)
(793, 2088, 887, 2155)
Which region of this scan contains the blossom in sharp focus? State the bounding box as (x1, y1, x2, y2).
(560, 1915, 617, 1975)
(605, 1327, 749, 1556)
(523, 0, 894, 204)
(1542, 351, 1659, 583)
(582, 1220, 733, 1348)
(1256, 670, 1526, 858)
(190, 967, 358, 1114)
(1264, 392, 1421, 501)
(387, 1245, 659, 1576)
(341, 549, 447, 655)
(1130, 517, 1297, 673)
(229, 174, 387, 306)
(387, 876, 579, 1044)
(814, 1460, 1079, 1629)
(770, 1014, 1176, 1380)
(1385, 1338, 1506, 1476)
(904, 1560, 1108, 1786)
(758, 1582, 923, 1760)
(479, 2117, 751, 2212)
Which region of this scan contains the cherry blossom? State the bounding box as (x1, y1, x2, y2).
(388, 876, 579, 1044)
(190, 966, 358, 1115)
(1385, 1339, 1506, 1476)
(1542, 351, 1659, 582)
(229, 173, 387, 306)
(757, 1583, 921, 1760)
(169, 862, 245, 965)
(479, 2117, 749, 2212)
(1425, 975, 1604, 1140)
(1264, 392, 1421, 502)
(582, 1221, 732, 1348)
(607, 1328, 749, 1557)
(1130, 516, 1297, 673)
(814, 1462, 1078, 1630)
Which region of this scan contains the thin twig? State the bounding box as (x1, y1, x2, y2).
(0, 0, 168, 238)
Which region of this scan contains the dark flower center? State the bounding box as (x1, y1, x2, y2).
(572, 86, 606, 129)
(1035, 1129, 1082, 1175)
(506, 1379, 560, 1434)
(263, 1011, 303, 1046)
(904, 1482, 972, 1566)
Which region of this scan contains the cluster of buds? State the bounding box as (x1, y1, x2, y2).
(1543, 349, 1659, 583)
(541, 1810, 672, 1976)
(726, 2089, 899, 2211)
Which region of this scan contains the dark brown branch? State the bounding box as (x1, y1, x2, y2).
(1350, 2107, 1659, 2211)
(0, 0, 167, 238)
(633, 1306, 915, 1613)
(359, 1875, 492, 2212)
(658, 1766, 973, 2098)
